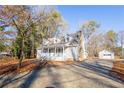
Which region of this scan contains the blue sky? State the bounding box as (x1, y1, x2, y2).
(57, 5, 124, 33)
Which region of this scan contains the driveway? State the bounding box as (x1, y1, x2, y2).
(0, 60, 124, 88)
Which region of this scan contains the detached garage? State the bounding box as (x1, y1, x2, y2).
(99, 50, 114, 60)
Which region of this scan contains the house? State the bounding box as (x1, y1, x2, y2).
(99, 50, 114, 60)
(37, 31, 87, 61)
(0, 52, 11, 58)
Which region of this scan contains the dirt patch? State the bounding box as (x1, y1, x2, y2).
(0, 58, 47, 75)
(48, 61, 74, 65)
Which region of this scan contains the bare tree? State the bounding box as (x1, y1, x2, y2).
(118, 31, 124, 58)
(80, 20, 100, 57)
(0, 5, 67, 68)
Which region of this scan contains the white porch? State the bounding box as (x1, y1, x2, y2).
(37, 45, 78, 61)
(37, 46, 65, 61)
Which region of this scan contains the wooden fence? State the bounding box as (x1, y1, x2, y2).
(111, 61, 124, 81)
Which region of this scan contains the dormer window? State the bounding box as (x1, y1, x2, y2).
(77, 35, 79, 38)
(67, 37, 69, 42)
(54, 39, 57, 43)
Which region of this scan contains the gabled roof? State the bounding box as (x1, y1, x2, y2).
(37, 31, 83, 49)
(99, 50, 114, 54)
(0, 52, 10, 55)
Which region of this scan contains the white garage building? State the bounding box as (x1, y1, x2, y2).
(99, 50, 114, 60)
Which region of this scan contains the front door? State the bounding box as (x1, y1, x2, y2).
(54, 47, 64, 61)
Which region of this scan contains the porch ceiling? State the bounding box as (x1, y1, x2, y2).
(42, 44, 78, 48)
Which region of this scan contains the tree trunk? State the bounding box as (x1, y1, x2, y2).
(18, 38, 24, 69)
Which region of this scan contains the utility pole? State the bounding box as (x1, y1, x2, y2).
(120, 31, 124, 58)
(122, 45, 124, 58)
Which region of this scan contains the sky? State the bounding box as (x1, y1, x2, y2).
(57, 5, 124, 33)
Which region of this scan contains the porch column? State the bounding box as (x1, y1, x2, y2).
(41, 47, 43, 53)
(55, 47, 56, 56)
(63, 47, 64, 61)
(48, 48, 49, 60)
(42, 47, 43, 58)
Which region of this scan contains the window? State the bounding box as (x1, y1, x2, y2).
(56, 48, 63, 53)
(67, 37, 69, 42)
(49, 48, 55, 53)
(77, 35, 79, 38)
(56, 47, 63, 56)
(43, 48, 48, 53)
(103, 54, 111, 56)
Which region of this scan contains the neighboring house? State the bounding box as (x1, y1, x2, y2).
(0, 52, 11, 58)
(37, 31, 87, 61)
(99, 50, 114, 60)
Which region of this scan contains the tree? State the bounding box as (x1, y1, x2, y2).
(35, 7, 67, 39)
(117, 31, 124, 58)
(80, 20, 100, 42)
(27, 6, 67, 58)
(0, 5, 67, 68)
(88, 33, 103, 57)
(0, 6, 36, 68)
(88, 30, 118, 57)
(0, 17, 7, 52)
(80, 20, 100, 57)
(105, 30, 117, 51)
